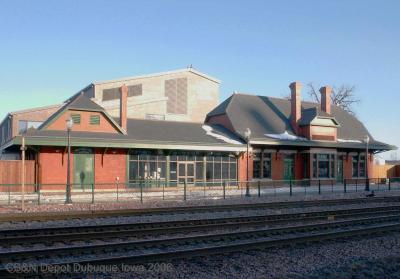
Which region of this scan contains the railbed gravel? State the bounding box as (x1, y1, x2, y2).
(1, 213, 398, 252)
(83, 232, 400, 279)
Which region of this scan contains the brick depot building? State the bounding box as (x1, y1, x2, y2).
(0, 68, 395, 189)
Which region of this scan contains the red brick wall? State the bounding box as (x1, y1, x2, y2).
(271, 152, 284, 180)
(343, 154, 352, 179)
(94, 148, 127, 189)
(46, 109, 119, 133)
(238, 152, 253, 181)
(39, 147, 128, 189)
(38, 146, 73, 190)
(343, 153, 374, 179)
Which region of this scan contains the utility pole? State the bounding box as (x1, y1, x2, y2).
(365, 135, 370, 191)
(21, 136, 26, 211)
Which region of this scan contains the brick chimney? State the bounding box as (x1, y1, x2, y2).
(289, 81, 302, 133)
(119, 85, 128, 132)
(320, 86, 332, 114)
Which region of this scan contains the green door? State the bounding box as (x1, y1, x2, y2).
(74, 148, 94, 190)
(284, 155, 295, 181)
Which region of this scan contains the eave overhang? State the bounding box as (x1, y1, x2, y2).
(9, 136, 247, 152)
(249, 138, 396, 152)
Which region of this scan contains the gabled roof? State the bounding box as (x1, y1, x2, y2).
(206, 93, 394, 151)
(39, 93, 126, 134)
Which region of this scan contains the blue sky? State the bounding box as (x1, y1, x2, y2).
(0, 0, 399, 158)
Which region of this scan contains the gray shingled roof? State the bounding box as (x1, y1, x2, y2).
(206, 93, 394, 150)
(26, 118, 245, 148)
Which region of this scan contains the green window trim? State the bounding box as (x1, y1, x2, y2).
(90, 115, 100, 125)
(71, 114, 81, 124)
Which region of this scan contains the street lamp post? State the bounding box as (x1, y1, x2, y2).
(365, 135, 370, 192)
(66, 118, 73, 204)
(244, 128, 251, 197)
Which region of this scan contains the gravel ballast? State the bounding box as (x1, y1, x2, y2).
(90, 232, 400, 279)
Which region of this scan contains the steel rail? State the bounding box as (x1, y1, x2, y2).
(0, 213, 399, 268)
(1, 196, 400, 223)
(0, 205, 399, 246)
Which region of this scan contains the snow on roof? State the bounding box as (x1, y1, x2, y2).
(264, 131, 307, 141)
(337, 139, 363, 143)
(202, 125, 242, 145)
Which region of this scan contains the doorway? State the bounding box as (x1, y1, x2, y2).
(283, 155, 295, 181)
(178, 162, 195, 186)
(73, 148, 94, 190)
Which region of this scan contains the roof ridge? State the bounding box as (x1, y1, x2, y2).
(92, 68, 221, 85)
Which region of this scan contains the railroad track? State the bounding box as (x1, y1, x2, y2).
(0, 205, 400, 246)
(2, 196, 400, 223)
(0, 205, 400, 276)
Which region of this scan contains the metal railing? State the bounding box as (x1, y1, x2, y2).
(0, 177, 399, 205)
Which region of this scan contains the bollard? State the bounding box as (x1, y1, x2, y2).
(162, 181, 165, 200)
(91, 184, 95, 204)
(140, 181, 143, 203)
(318, 180, 321, 195)
(223, 181, 226, 199)
(389, 178, 391, 191)
(184, 181, 187, 201)
(289, 179, 292, 196)
(116, 181, 119, 202)
(331, 179, 334, 193)
(344, 179, 347, 193)
(37, 184, 41, 205)
(8, 185, 11, 206)
(258, 181, 261, 198)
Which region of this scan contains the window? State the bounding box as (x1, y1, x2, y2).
(352, 154, 366, 178)
(312, 153, 336, 179)
(18, 120, 43, 134)
(128, 84, 142, 97)
(165, 78, 187, 114)
(129, 150, 167, 183)
(71, 114, 81, 124)
(318, 154, 330, 178)
(128, 150, 237, 186)
(253, 152, 272, 179)
(253, 153, 261, 179)
(89, 115, 100, 125)
(103, 84, 142, 101)
(102, 88, 120, 101)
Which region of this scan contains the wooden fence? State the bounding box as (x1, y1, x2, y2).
(373, 164, 400, 179)
(0, 160, 36, 191)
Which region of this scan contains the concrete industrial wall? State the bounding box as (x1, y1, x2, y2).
(91, 70, 219, 123)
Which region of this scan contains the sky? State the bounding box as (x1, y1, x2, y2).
(0, 0, 399, 158)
